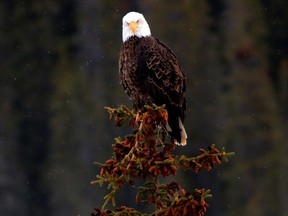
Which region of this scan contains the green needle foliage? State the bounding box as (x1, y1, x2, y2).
(91, 105, 234, 215)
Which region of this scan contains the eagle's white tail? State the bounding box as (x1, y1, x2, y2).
(166, 118, 187, 146)
(176, 118, 187, 146)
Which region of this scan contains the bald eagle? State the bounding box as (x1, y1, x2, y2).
(119, 11, 187, 145)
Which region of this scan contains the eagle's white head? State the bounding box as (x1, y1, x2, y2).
(122, 11, 151, 42)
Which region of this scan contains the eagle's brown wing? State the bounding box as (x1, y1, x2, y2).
(139, 36, 186, 122)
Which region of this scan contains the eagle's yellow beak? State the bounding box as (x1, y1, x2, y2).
(129, 21, 138, 33)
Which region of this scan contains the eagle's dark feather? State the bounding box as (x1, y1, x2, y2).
(119, 35, 186, 144)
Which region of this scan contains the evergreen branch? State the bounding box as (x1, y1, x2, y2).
(91, 105, 234, 215)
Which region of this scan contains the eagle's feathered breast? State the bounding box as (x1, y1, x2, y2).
(119, 35, 186, 144)
(119, 36, 150, 108)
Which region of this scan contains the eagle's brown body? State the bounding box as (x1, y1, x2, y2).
(119, 35, 186, 144)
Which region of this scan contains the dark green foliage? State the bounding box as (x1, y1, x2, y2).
(1, 0, 288, 215)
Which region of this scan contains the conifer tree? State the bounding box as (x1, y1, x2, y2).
(91, 105, 233, 215)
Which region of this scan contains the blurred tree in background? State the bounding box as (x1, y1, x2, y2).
(0, 0, 287, 215)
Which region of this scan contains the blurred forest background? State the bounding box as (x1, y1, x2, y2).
(0, 0, 288, 215)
